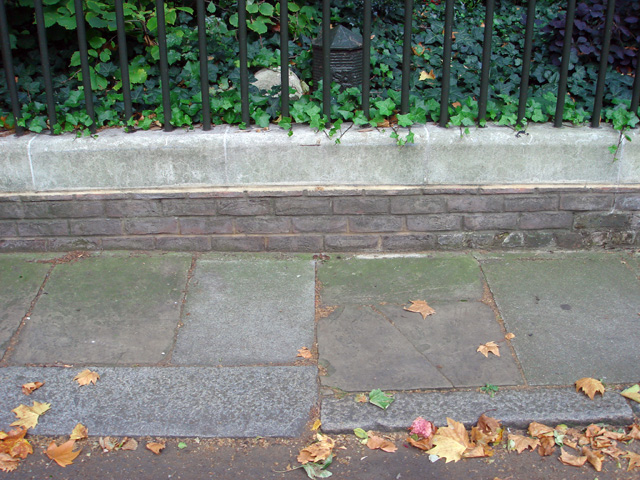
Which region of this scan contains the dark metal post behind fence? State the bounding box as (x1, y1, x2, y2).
(477, 0, 495, 124)
(73, 0, 96, 133)
(0, 0, 22, 134)
(400, 0, 413, 114)
(632, 58, 640, 116)
(238, 0, 250, 125)
(322, 0, 331, 121)
(196, 0, 211, 130)
(114, 0, 133, 128)
(591, 0, 616, 128)
(34, 0, 57, 132)
(280, 0, 289, 118)
(362, 0, 372, 118)
(155, 0, 173, 131)
(517, 0, 537, 125)
(554, 0, 576, 127)
(439, 0, 454, 127)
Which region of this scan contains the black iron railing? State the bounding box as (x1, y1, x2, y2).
(1, 0, 639, 135)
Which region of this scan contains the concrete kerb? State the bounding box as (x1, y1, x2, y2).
(0, 123, 637, 193)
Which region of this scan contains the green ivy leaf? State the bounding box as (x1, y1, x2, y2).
(259, 3, 274, 16)
(369, 389, 394, 410)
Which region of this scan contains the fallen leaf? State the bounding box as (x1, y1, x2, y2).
(355, 393, 368, 403)
(21, 382, 44, 395)
(624, 451, 640, 471)
(426, 436, 466, 463)
(419, 69, 436, 81)
(0, 453, 20, 472)
(46, 440, 81, 467)
(404, 300, 435, 319)
(504, 332, 515, 340)
(436, 418, 472, 450)
(581, 446, 603, 472)
(70, 423, 88, 440)
(297, 347, 313, 359)
(366, 435, 397, 452)
(369, 389, 394, 409)
(476, 341, 500, 357)
(121, 438, 138, 451)
(354, 428, 369, 444)
(528, 422, 554, 438)
(476, 414, 501, 438)
(406, 435, 434, 451)
(507, 434, 539, 453)
(584, 424, 603, 438)
(311, 419, 322, 431)
(0, 428, 32, 461)
(74, 369, 100, 386)
(99, 437, 117, 452)
(621, 384, 640, 403)
(297, 434, 334, 464)
(628, 424, 640, 440)
(11, 401, 51, 430)
(146, 441, 166, 455)
(452, 101, 461, 108)
(409, 417, 435, 439)
(558, 447, 587, 467)
(575, 377, 605, 400)
(538, 436, 556, 456)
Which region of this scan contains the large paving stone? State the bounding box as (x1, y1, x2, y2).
(318, 305, 452, 391)
(479, 252, 640, 385)
(378, 302, 523, 387)
(321, 387, 634, 433)
(317, 253, 484, 305)
(0, 366, 317, 437)
(8, 252, 191, 365)
(172, 254, 315, 365)
(0, 255, 51, 358)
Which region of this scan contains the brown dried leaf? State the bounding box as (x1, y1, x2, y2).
(46, 440, 81, 467)
(406, 435, 434, 451)
(558, 447, 587, 467)
(584, 424, 603, 438)
(297, 434, 334, 464)
(404, 300, 435, 319)
(74, 369, 100, 386)
(476, 341, 500, 357)
(21, 382, 44, 395)
(297, 347, 312, 359)
(507, 434, 539, 454)
(0, 428, 28, 456)
(628, 424, 640, 440)
(70, 423, 88, 440)
(462, 445, 491, 458)
(99, 437, 117, 452)
(0, 453, 20, 472)
(146, 441, 166, 455)
(575, 377, 605, 400)
(366, 435, 397, 453)
(581, 446, 603, 472)
(11, 401, 51, 430)
(120, 438, 138, 451)
(528, 422, 554, 438)
(601, 429, 630, 441)
(355, 393, 368, 403)
(538, 436, 556, 457)
(624, 451, 640, 471)
(504, 332, 515, 340)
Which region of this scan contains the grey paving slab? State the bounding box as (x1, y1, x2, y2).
(321, 387, 634, 433)
(172, 254, 315, 365)
(8, 252, 191, 365)
(0, 366, 317, 437)
(0, 255, 51, 358)
(479, 252, 640, 385)
(377, 302, 523, 387)
(317, 253, 484, 305)
(317, 305, 452, 391)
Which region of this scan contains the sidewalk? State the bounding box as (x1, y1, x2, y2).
(0, 250, 637, 438)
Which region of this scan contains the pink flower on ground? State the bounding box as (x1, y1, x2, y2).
(409, 417, 434, 439)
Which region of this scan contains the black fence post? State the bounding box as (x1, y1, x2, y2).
(439, 0, 454, 127)
(554, 0, 577, 128)
(34, 0, 57, 133)
(362, 0, 372, 119)
(517, 0, 537, 126)
(0, 0, 24, 134)
(74, 0, 96, 133)
(155, 0, 173, 132)
(115, 0, 133, 129)
(478, 0, 495, 125)
(280, 0, 290, 119)
(400, 0, 413, 115)
(591, 0, 616, 128)
(197, 0, 211, 130)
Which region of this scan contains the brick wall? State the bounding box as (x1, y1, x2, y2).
(1, 186, 639, 252)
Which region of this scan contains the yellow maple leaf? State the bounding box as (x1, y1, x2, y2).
(558, 447, 587, 467)
(476, 341, 500, 357)
(74, 369, 100, 386)
(21, 382, 44, 395)
(625, 451, 640, 471)
(427, 436, 467, 463)
(11, 401, 51, 430)
(621, 384, 640, 403)
(404, 300, 435, 319)
(575, 377, 605, 400)
(146, 441, 166, 455)
(46, 439, 81, 467)
(419, 69, 436, 81)
(70, 423, 88, 440)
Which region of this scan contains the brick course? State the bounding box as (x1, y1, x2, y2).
(1, 187, 639, 252)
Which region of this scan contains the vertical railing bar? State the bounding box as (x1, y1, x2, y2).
(238, 0, 250, 126)
(196, 0, 211, 130)
(439, 0, 454, 127)
(322, 0, 331, 121)
(280, 0, 289, 118)
(478, 0, 495, 125)
(362, 0, 372, 118)
(0, 0, 22, 134)
(155, 0, 173, 131)
(114, 0, 133, 128)
(34, 0, 57, 133)
(74, 0, 96, 133)
(591, 0, 616, 128)
(554, 0, 576, 128)
(631, 57, 640, 118)
(517, 0, 537, 125)
(401, 0, 413, 114)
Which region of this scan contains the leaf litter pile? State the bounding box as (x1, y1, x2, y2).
(0, 369, 167, 473)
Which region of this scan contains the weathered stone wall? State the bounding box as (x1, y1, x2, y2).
(1, 186, 639, 252)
